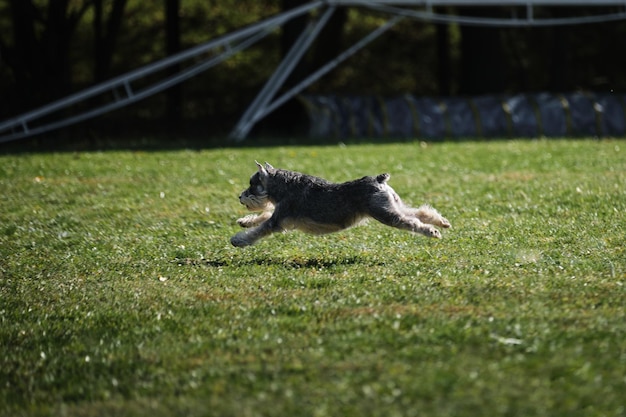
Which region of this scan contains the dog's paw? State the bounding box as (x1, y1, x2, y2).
(439, 217, 451, 229)
(424, 226, 442, 239)
(237, 215, 257, 228)
(231, 232, 252, 247)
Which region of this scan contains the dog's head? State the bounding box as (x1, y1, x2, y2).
(238, 161, 274, 211)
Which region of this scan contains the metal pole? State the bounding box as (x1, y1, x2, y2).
(261, 15, 404, 119)
(229, 6, 337, 140)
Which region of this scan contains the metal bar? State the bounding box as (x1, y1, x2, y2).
(260, 15, 404, 121)
(0, 28, 273, 144)
(329, 0, 626, 5)
(230, 6, 337, 140)
(124, 81, 133, 97)
(0, 0, 324, 135)
(360, 2, 626, 26)
(134, 28, 273, 102)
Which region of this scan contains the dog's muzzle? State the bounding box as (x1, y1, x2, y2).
(239, 191, 268, 211)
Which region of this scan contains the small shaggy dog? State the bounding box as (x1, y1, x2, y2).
(231, 162, 450, 247)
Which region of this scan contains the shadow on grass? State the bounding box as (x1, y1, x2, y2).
(174, 255, 386, 269)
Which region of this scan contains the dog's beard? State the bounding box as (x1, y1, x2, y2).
(240, 193, 270, 211)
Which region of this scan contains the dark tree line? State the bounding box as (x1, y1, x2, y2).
(1, 0, 625, 139)
(93, 0, 128, 84)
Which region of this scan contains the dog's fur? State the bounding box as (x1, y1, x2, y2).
(231, 162, 450, 247)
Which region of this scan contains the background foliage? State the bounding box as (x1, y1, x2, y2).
(1, 0, 626, 142)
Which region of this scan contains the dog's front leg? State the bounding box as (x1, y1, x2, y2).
(237, 211, 273, 228)
(231, 217, 281, 247)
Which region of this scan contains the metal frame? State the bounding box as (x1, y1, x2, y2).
(2, 0, 626, 143)
(0, 1, 323, 143)
(230, 0, 626, 140)
(230, 9, 405, 139)
(331, 0, 626, 4)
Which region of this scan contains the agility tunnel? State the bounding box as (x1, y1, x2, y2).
(299, 92, 626, 139)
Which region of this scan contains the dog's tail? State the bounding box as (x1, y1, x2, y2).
(376, 173, 390, 183)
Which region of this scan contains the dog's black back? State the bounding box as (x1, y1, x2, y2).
(262, 169, 392, 229)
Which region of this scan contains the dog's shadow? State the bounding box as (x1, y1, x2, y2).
(176, 255, 386, 269)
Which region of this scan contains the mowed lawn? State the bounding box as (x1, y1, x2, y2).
(1, 139, 624, 417)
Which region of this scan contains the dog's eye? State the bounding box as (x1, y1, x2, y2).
(256, 185, 264, 193)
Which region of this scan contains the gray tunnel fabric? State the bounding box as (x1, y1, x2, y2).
(299, 92, 626, 139)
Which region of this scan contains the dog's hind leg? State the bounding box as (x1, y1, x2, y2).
(404, 204, 451, 228)
(367, 193, 442, 238)
(371, 209, 442, 238)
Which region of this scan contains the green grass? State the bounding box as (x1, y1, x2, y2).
(1, 139, 625, 417)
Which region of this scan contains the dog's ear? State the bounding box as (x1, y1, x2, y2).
(264, 162, 274, 171)
(255, 161, 270, 184)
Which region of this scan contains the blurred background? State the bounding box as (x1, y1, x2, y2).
(1, 0, 625, 148)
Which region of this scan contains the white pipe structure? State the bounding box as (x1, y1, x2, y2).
(1, 0, 625, 143)
(0, 1, 323, 143)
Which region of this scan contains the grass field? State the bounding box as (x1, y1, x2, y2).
(1, 139, 625, 417)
